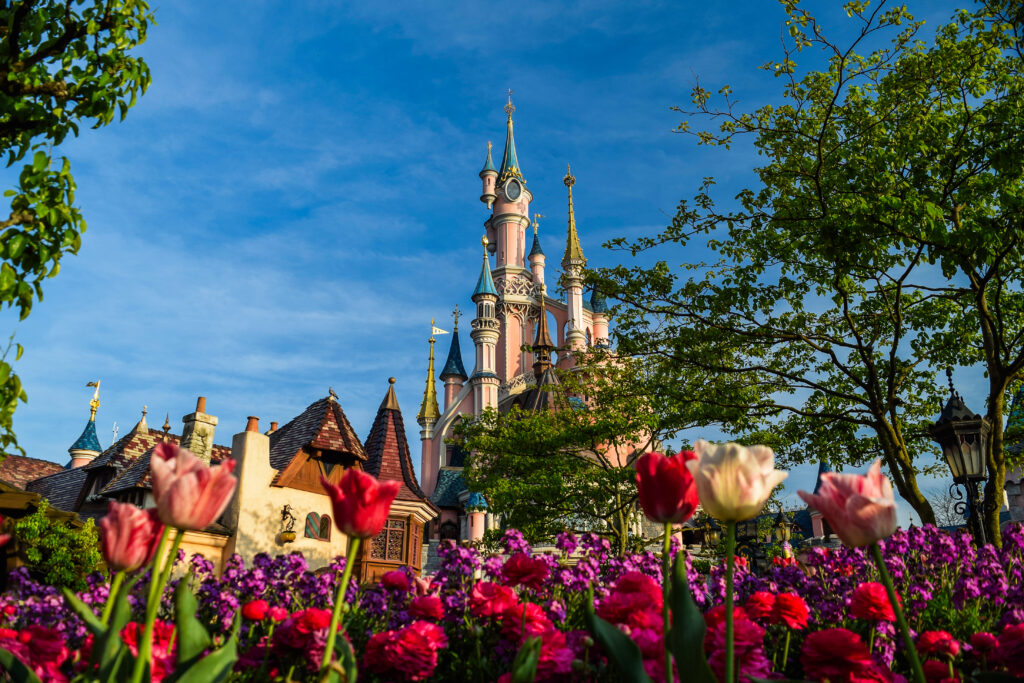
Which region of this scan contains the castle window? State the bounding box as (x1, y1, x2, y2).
(304, 512, 331, 541)
(370, 518, 407, 562)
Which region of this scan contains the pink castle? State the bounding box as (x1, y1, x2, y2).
(415, 93, 611, 544)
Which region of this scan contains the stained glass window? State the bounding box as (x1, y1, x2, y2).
(370, 518, 407, 562)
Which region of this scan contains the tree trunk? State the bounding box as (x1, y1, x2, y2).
(877, 421, 936, 525)
(984, 373, 1008, 547)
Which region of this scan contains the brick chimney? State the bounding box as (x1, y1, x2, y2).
(181, 396, 218, 461)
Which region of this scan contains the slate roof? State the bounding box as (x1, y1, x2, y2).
(812, 461, 833, 495)
(97, 431, 231, 495)
(25, 467, 88, 512)
(473, 253, 497, 298)
(589, 288, 608, 314)
(439, 329, 468, 381)
(269, 396, 366, 475)
(431, 468, 465, 508)
(529, 232, 544, 257)
(69, 420, 102, 453)
(363, 382, 431, 504)
(480, 142, 496, 175)
(0, 456, 64, 489)
(512, 366, 562, 413)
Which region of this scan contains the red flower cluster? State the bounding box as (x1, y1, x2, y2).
(704, 606, 771, 682)
(850, 582, 897, 622)
(121, 621, 177, 683)
(469, 581, 518, 618)
(381, 570, 411, 592)
(744, 591, 775, 620)
(363, 621, 447, 682)
(923, 659, 960, 683)
(242, 599, 269, 621)
(596, 572, 674, 681)
(997, 624, 1024, 677)
(0, 625, 68, 683)
(801, 628, 897, 683)
(272, 608, 335, 669)
(410, 595, 444, 621)
(917, 631, 961, 660)
(501, 552, 550, 589)
(772, 593, 809, 630)
(772, 555, 797, 567)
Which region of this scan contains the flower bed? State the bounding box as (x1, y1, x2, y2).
(2, 525, 1023, 681)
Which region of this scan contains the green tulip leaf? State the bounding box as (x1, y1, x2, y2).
(584, 585, 654, 683)
(172, 576, 212, 669)
(96, 574, 144, 680)
(511, 636, 541, 683)
(169, 633, 237, 683)
(0, 645, 43, 683)
(60, 586, 104, 634)
(333, 632, 360, 683)
(667, 552, 716, 683)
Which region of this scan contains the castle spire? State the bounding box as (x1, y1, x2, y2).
(69, 381, 103, 467)
(562, 165, 585, 266)
(532, 293, 555, 379)
(440, 305, 468, 382)
(417, 323, 441, 423)
(473, 237, 498, 297)
(498, 89, 524, 183)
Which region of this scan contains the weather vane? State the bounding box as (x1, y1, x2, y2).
(532, 213, 544, 232)
(505, 88, 515, 117)
(452, 304, 461, 330)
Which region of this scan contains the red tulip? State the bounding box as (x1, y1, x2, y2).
(635, 451, 700, 524)
(242, 600, 269, 621)
(797, 459, 897, 547)
(321, 469, 400, 539)
(150, 442, 237, 530)
(99, 501, 165, 572)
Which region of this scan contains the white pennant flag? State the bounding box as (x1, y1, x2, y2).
(432, 325, 450, 336)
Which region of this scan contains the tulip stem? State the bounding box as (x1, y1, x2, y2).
(322, 537, 361, 669)
(130, 527, 181, 683)
(100, 570, 125, 625)
(662, 522, 673, 683)
(725, 521, 736, 683)
(869, 542, 925, 683)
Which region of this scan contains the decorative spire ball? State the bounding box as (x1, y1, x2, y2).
(564, 164, 575, 187)
(482, 234, 489, 250)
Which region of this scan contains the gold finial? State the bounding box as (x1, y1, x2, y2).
(142, 405, 147, 419)
(505, 88, 515, 118)
(563, 164, 575, 188)
(162, 413, 171, 441)
(430, 318, 436, 343)
(452, 304, 462, 331)
(533, 213, 544, 233)
(86, 380, 100, 421)
(482, 235, 489, 250)
(389, 377, 396, 384)
(487, 140, 492, 153)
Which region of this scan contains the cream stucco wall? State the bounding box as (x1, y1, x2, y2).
(227, 430, 350, 570)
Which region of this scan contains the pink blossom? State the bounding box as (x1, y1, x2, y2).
(798, 459, 897, 547)
(150, 442, 237, 530)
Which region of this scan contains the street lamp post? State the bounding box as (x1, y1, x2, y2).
(772, 510, 791, 544)
(927, 369, 991, 545)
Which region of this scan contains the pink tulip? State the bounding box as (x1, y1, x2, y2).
(99, 502, 165, 572)
(150, 442, 237, 530)
(687, 440, 787, 522)
(797, 459, 897, 547)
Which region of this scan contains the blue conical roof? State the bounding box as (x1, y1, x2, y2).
(481, 142, 497, 175)
(812, 461, 833, 494)
(69, 419, 101, 453)
(473, 249, 497, 298)
(590, 288, 607, 314)
(498, 99, 525, 183)
(529, 231, 544, 257)
(440, 328, 468, 380)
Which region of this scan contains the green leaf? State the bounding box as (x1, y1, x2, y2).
(510, 637, 541, 683)
(0, 645, 43, 683)
(60, 586, 104, 634)
(667, 553, 716, 683)
(172, 576, 211, 668)
(31, 151, 47, 173)
(334, 633, 359, 683)
(7, 234, 26, 260)
(96, 574, 144, 680)
(584, 585, 654, 683)
(168, 634, 237, 683)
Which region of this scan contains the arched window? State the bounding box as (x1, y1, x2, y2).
(439, 520, 459, 541)
(304, 512, 330, 541)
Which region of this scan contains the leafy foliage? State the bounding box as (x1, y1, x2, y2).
(460, 354, 664, 553)
(0, 0, 154, 458)
(13, 500, 103, 591)
(592, 1, 1024, 537)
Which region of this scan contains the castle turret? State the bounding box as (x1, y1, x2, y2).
(479, 141, 497, 209)
(528, 214, 546, 287)
(417, 326, 442, 495)
(439, 306, 468, 412)
(590, 288, 609, 347)
(470, 236, 500, 413)
(69, 381, 103, 468)
(532, 293, 556, 380)
(561, 165, 587, 351)
(486, 91, 532, 271)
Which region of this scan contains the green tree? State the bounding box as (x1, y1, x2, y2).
(459, 355, 666, 554)
(0, 0, 153, 458)
(594, 0, 1024, 540)
(13, 500, 103, 590)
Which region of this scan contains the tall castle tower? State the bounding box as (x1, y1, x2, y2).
(416, 95, 610, 542)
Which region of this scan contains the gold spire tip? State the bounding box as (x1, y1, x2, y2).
(564, 164, 575, 188)
(487, 140, 492, 152)
(481, 235, 489, 249)
(505, 88, 515, 118)
(452, 304, 461, 330)
(86, 380, 101, 420)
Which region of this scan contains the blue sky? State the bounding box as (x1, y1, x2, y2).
(3, 0, 969, 521)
